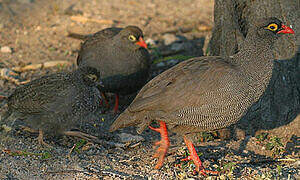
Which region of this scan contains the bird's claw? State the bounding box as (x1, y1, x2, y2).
(149, 121, 170, 169)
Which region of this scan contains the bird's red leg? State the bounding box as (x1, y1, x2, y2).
(149, 121, 170, 169)
(100, 92, 110, 108)
(183, 136, 219, 176)
(113, 94, 119, 113)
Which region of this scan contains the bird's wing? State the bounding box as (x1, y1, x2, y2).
(76, 28, 122, 65)
(128, 56, 248, 128)
(8, 74, 72, 114)
(42, 85, 77, 115)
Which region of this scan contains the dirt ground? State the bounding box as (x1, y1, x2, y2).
(0, 0, 299, 179)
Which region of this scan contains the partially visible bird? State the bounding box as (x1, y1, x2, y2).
(75, 26, 150, 113)
(110, 17, 294, 175)
(2, 66, 103, 146)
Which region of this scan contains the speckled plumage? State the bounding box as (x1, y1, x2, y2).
(111, 18, 292, 134)
(109, 18, 294, 172)
(110, 18, 294, 170)
(76, 26, 150, 95)
(4, 67, 102, 140)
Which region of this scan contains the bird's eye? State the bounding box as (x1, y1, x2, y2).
(266, 23, 278, 31)
(128, 35, 137, 42)
(87, 74, 98, 82)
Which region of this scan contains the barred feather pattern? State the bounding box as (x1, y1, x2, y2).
(5, 67, 102, 135)
(110, 18, 292, 136)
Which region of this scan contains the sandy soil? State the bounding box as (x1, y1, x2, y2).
(0, 0, 299, 179)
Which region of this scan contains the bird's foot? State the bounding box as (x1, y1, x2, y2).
(152, 139, 169, 169)
(149, 121, 170, 169)
(183, 136, 219, 176)
(37, 130, 52, 147)
(100, 92, 110, 108)
(113, 94, 120, 114)
(19, 126, 51, 147)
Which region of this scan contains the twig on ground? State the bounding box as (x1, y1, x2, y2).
(44, 169, 99, 175)
(70, 16, 117, 25)
(12, 61, 72, 72)
(44, 169, 133, 178)
(67, 144, 76, 160)
(0, 60, 72, 84)
(236, 158, 299, 165)
(160, 25, 212, 35)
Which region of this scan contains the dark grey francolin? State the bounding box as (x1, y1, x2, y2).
(110, 17, 295, 175)
(76, 26, 150, 113)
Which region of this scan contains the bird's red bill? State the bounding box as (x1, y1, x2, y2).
(136, 37, 148, 49)
(278, 24, 295, 34)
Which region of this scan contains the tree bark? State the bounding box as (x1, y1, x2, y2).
(209, 0, 300, 147)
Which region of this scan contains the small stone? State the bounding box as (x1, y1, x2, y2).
(145, 38, 156, 46)
(293, 160, 300, 167)
(18, 0, 35, 3)
(156, 62, 165, 68)
(243, 150, 248, 154)
(166, 59, 180, 66)
(117, 133, 144, 143)
(1, 46, 12, 53)
(235, 128, 246, 139)
(170, 43, 184, 52)
(36, 26, 41, 31)
(64, 5, 83, 16)
(162, 33, 180, 45)
(71, 43, 80, 51)
(218, 175, 226, 180)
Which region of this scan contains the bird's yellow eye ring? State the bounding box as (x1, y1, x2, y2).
(87, 74, 98, 82)
(266, 23, 278, 31)
(128, 35, 137, 42)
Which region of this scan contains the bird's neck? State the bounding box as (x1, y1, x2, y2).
(70, 70, 84, 85)
(232, 31, 276, 75)
(230, 32, 276, 97)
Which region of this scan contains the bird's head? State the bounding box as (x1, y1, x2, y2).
(78, 66, 103, 87)
(118, 26, 148, 50)
(256, 17, 294, 39)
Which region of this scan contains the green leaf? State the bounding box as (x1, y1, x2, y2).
(41, 152, 51, 159)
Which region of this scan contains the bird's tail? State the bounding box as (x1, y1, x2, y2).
(0, 95, 10, 122)
(67, 32, 91, 41)
(109, 109, 139, 132)
(0, 110, 13, 130)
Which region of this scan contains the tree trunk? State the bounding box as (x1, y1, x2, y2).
(209, 0, 300, 150)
